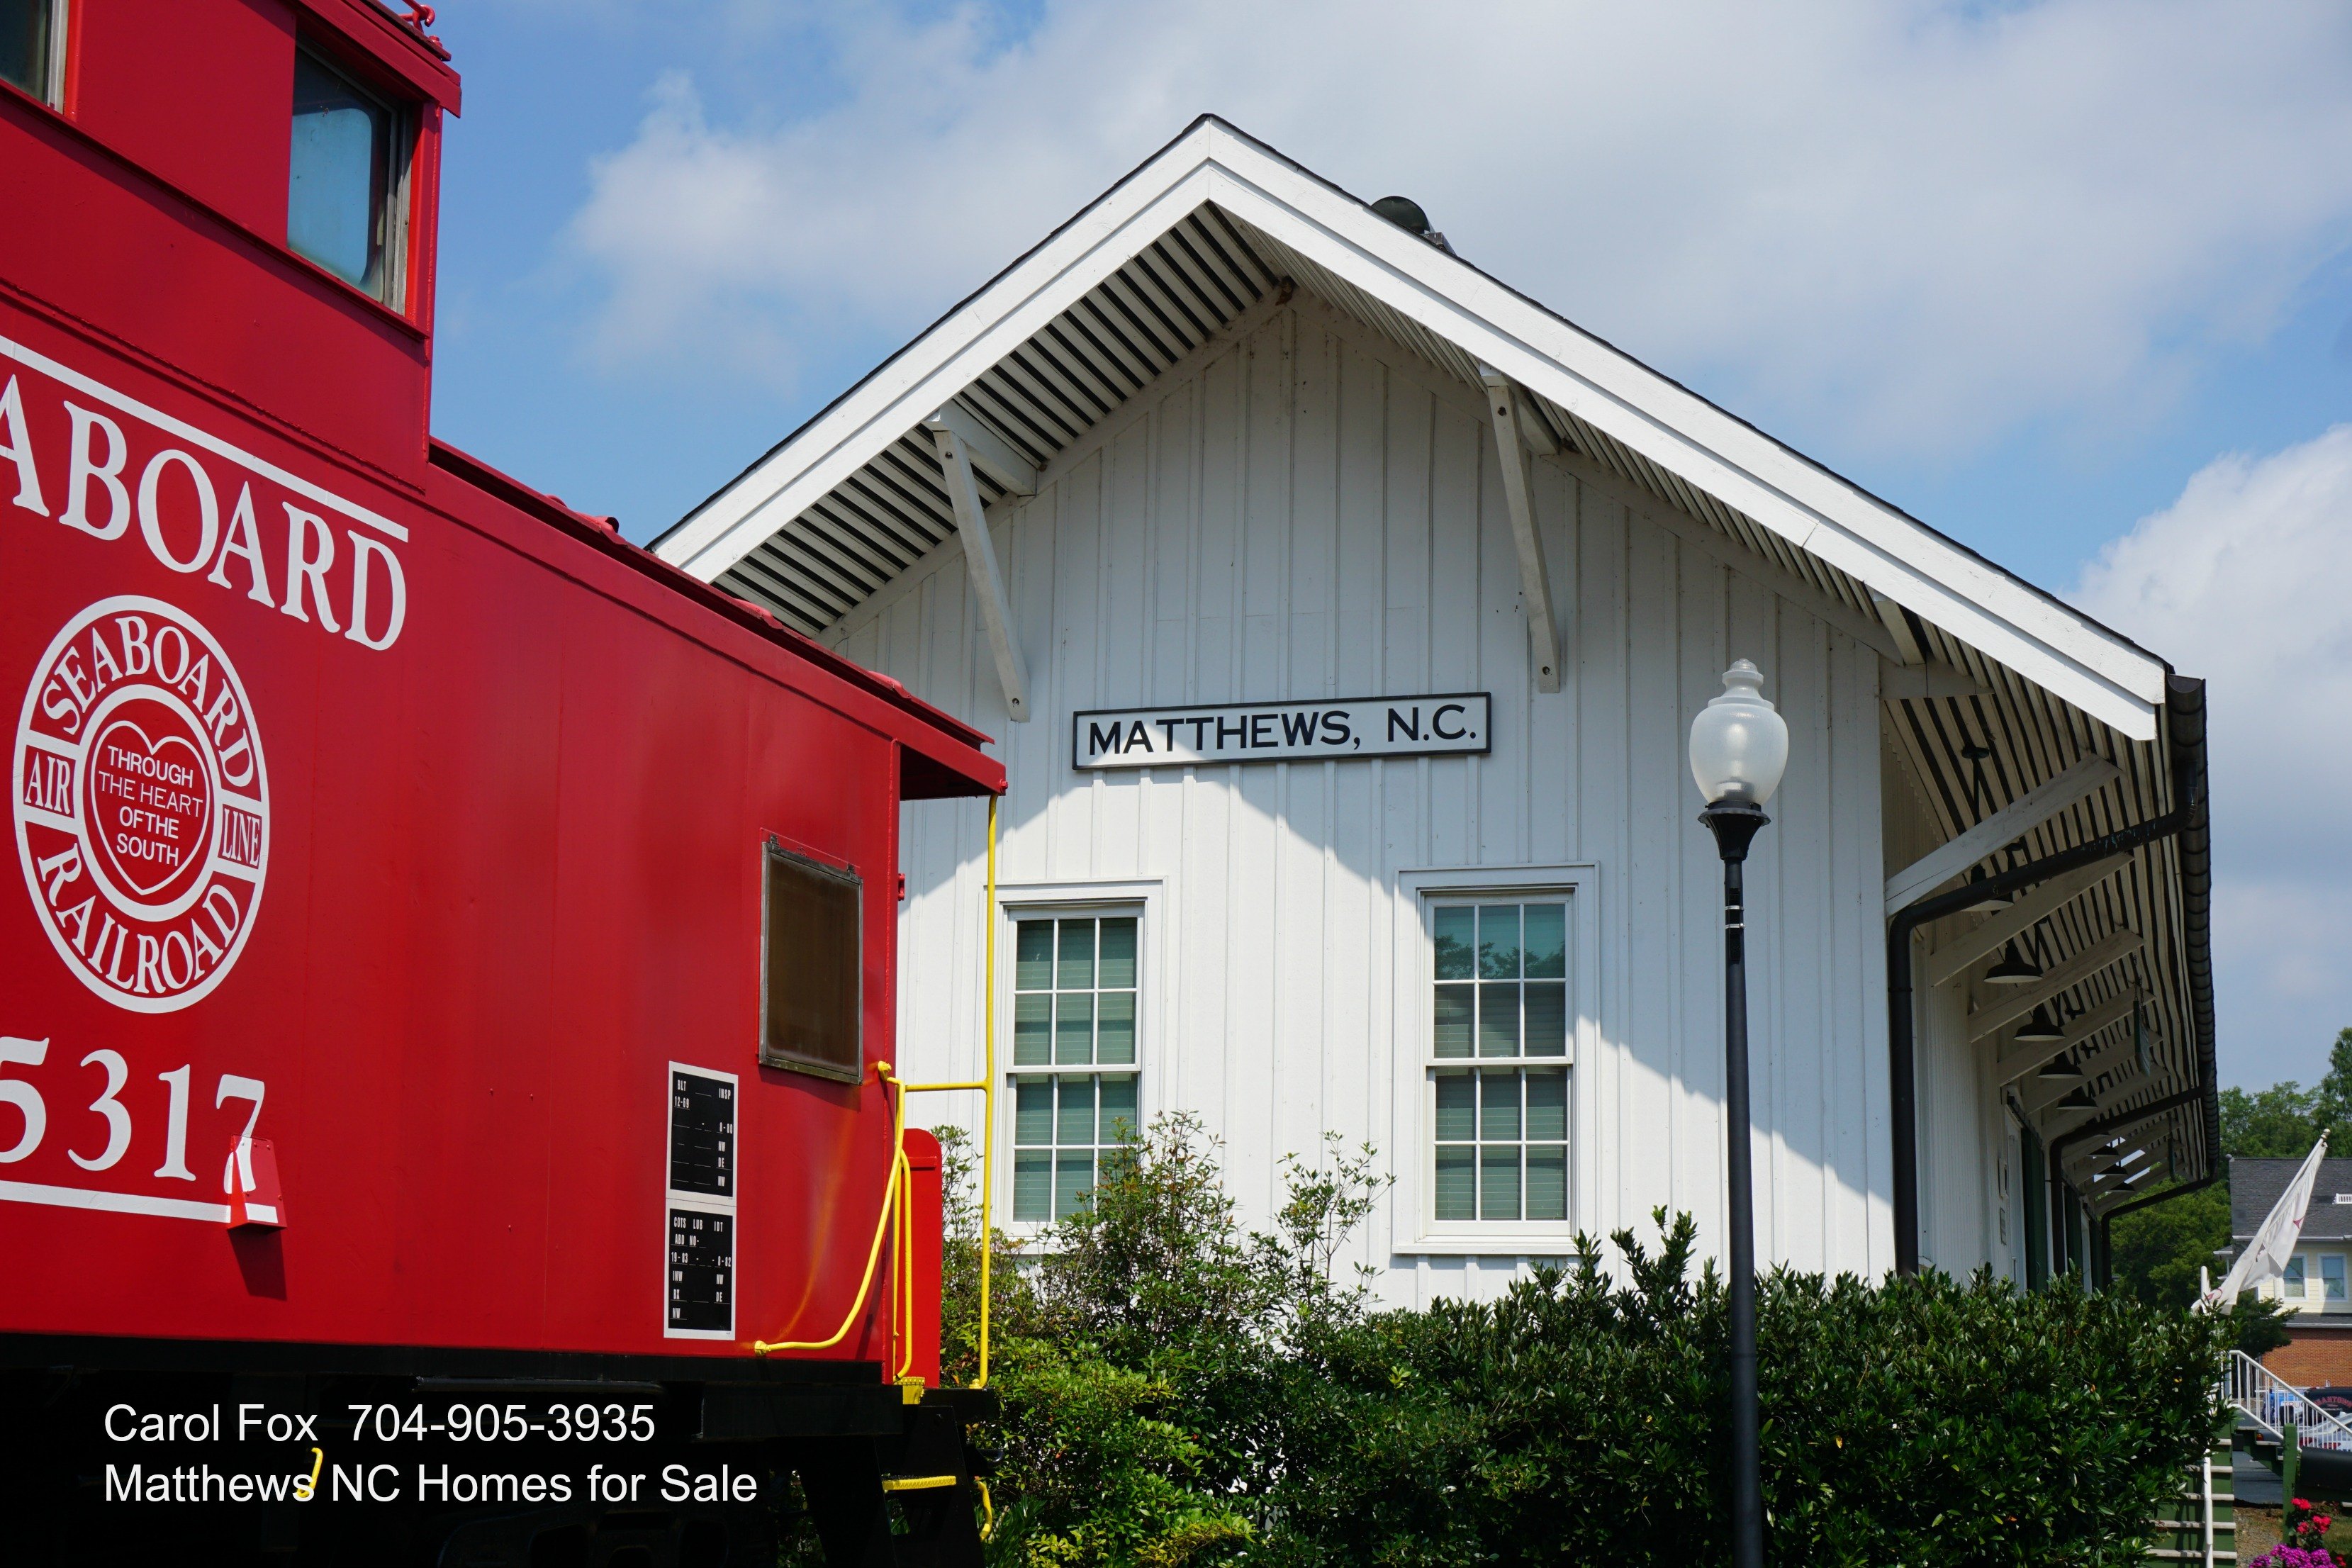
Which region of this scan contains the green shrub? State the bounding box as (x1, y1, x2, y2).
(936, 1122, 2232, 1568)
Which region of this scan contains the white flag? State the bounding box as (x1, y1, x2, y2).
(2200, 1136, 2328, 1312)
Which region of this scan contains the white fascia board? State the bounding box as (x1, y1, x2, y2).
(663, 117, 2168, 738)
(1192, 135, 2168, 738)
(656, 126, 1228, 580)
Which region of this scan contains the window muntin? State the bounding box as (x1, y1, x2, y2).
(759, 844, 862, 1082)
(1430, 899, 1568, 1223)
(289, 45, 408, 305)
(0, 0, 61, 105)
(1010, 914, 1138, 1222)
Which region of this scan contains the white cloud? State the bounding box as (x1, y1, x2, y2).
(2075, 425, 2352, 1076)
(564, 0, 2352, 458)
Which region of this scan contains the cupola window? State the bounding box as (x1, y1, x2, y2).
(0, 0, 64, 106)
(289, 45, 408, 306)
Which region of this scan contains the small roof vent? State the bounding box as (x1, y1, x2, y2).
(1370, 195, 1454, 256)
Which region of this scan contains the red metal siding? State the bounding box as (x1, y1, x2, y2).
(69, 0, 298, 242)
(0, 6, 999, 1376)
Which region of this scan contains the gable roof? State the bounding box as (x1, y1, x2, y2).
(654, 114, 2172, 741)
(2231, 1157, 2352, 1241)
(654, 117, 2218, 1204)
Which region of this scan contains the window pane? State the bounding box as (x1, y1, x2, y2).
(1055, 992, 1094, 1065)
(1435, 1146, 1475, 1221)
(1525, 982, 1568, 1057)
(1477, 905, 1521, 979)
(1057, 1075, 1097, 1147)
(1480, 1071, 1521, 1142)
(1015, 921, 1055, 990)
(1433, 907, 1476, 980)
(761, 848, 862, 1080)
(1526, 1069, 1567, 1141)
(0, 0, 52, 101)
(1014, 1151, 1051, 1222)
(1099, 917, 1138, 987)
(289, 50, 392, 293)
(1099, 1074, 1138, 1143)
(1055, 1151, 1094, 1219)
(1434, 1072, 1475, 1143)
(1097, 990, 1136, 1064)
(1012, 993, 1052, 1065)
(1480, 1146, 1521, 1220)
(1013, 1079, 1053, 1146)
(2288, 1257, 2308, 1298)
(2329, 1256, 2348, 1301)
(1058, 919, 1095, 989)
(1479, 982, 1519, 1057)
(1527, 1146, 1567, 1221)
(1433, 985, 1474, 1058)
(1524, 903, 1567, 979)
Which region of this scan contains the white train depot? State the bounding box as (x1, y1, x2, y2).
(659, 118, 2214, 1305)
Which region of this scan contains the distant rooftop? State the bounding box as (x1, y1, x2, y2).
(2230, 1155, 2352, 1241)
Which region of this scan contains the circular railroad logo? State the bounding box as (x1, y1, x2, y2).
(13, 597, 269, 1012)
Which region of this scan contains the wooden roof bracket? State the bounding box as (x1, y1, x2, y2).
(1478, 364, 1563, 694)
(926, 405, 1035, 723)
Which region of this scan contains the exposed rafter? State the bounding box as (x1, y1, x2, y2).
(1968, 929, 2144, 1043)
(1884, 756, 2122, 914)
(1995, 990, 2140, 1083)
(1925, 853, 2129, 989)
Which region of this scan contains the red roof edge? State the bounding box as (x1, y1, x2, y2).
(425, 438, 1002, 775)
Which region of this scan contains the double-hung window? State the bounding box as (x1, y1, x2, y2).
(1010, 913, 1139, 1223)
(2287, 1256, 2310, 1300)
(0, 0, 65, 105)
(1430, 898, 1569, 1224)
(2326, 1254, 2348, 1304)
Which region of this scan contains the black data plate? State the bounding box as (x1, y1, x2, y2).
(668, 1071, 734, 1197)
(667, 1208, 734, 1333)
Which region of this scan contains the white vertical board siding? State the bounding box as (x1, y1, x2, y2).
(834, 299, 1900, 1301)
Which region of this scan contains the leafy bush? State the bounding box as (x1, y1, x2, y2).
(934, 1120, 2232, 1568)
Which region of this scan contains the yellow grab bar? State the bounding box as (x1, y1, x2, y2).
(753, 1062, 906, 1357)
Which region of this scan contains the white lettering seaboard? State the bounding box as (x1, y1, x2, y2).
(1072, 693, 1490, 771)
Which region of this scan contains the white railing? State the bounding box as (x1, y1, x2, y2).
(2224, 1348, 2352, 1452)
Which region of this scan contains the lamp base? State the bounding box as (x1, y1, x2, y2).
(1698, 800, 1771, 863)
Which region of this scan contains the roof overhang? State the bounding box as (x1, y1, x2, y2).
(656, 115, 2170, 740)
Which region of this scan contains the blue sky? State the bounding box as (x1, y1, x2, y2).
(421, 1, 2352, 1088)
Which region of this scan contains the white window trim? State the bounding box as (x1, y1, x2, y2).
(1389, 863, 1600, 1257)
(992, 878, 1164, 1240)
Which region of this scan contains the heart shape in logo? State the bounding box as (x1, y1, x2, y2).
(84, 709, 213, 901)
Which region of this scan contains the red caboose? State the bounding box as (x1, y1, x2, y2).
(0, 3, 999, 1561)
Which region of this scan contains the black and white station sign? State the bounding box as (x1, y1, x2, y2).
(1073, 693, 1491, 771)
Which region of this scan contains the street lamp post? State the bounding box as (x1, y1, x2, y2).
(1689, 659, 1788, 1568)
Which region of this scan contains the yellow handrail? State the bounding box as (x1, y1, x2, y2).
(895, 793, 998, 1389)
(753, 1062, 906, 1357)
(761, 794, 1002, 1394)
(977, 794, 997, 1388)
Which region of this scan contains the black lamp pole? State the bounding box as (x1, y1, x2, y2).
(1701, 797, 1769, 1568)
